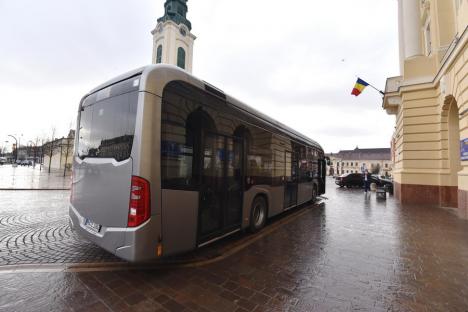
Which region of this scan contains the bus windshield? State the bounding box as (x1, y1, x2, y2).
(77, 90, 138, 162)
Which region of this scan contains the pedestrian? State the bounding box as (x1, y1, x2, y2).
(364, 169, 370, 193)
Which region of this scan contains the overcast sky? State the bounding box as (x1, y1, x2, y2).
(0, 0, 399, 153)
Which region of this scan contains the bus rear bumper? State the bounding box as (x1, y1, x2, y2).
(69, 205, 161, 262)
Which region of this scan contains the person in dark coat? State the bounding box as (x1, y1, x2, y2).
(364, 169, 371, 193)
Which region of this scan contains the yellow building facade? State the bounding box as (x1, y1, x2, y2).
(383, 0, 468, 218)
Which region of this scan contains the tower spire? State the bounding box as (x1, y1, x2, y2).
(157, 0, 192, 30)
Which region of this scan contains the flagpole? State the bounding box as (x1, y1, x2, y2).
(356, 76, 385, 96)
(367, 83, 385, 96)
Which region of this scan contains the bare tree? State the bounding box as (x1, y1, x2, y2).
(33, 137, 40, 167)
(48, 127, 56, 174)
(62, 123, 74, 177)
(371, 163, 381, 175)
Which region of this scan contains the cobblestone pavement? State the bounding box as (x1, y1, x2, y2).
(0, 165, 70, 189)
(0, 191, 120, 265)
(1, 178, 468, 311)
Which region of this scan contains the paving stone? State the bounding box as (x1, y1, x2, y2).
(0, 190, 121, 265)
(1, 179, 468, 311)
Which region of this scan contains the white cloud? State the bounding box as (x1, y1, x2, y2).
(0, 0, 399, 153)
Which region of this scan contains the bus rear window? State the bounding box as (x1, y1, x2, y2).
(77, 91, 138, 162)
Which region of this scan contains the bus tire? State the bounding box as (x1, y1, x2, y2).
(312, 185, 318, 203)
(249, 196, 267, 233)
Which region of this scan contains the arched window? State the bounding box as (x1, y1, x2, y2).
(156, 45, 163, 64)
(177, 47, 186, 69)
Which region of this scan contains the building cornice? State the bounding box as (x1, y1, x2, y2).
(383, 25, 468, 115)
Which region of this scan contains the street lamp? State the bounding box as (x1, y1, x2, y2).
(29, 140, 37, 167)
(7, 135, 18, 162)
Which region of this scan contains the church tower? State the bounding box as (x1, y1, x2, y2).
(151, 0, 196, 73)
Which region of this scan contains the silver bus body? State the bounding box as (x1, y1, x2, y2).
(69, 65, 325, 262)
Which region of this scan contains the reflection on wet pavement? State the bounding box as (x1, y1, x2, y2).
(0, 165, 71, 189)
(1, 178, 468, 311)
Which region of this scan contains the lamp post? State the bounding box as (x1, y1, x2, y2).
(7, 135, 18, 162)
(29, 141, 37, 168)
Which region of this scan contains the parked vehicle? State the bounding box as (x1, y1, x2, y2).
(0, 157, 6, 165)
(335, 173, 394, 192)
(335, 173, 379, 188)
(378, 177, 394, 194)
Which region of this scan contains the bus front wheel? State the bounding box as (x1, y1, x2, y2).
(249, 196, 267, 233)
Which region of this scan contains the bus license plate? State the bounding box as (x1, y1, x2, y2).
(85, 219, 101, 233)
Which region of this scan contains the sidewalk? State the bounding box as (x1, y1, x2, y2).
(0, 164, 71, 190)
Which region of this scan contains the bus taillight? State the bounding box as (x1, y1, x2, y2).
(128, 176, 151, 227)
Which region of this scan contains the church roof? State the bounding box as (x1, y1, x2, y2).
(327, 148, 391, 161)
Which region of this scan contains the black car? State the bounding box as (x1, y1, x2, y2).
(335, 173, 380, 188)
(378, 177, 394, 194)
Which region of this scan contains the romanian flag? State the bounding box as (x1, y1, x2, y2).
(351, 78, 369, 96)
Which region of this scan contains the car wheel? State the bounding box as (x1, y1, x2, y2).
(249, 196, 267, 233)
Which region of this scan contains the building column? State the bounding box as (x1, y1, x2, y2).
(397, 0, 405, 73)
(402, 0, 422, 59)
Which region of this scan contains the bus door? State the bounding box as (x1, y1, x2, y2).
(318, 158, 326, 194)
(198, 133, 243, 243)
(284, 151, 298, 208)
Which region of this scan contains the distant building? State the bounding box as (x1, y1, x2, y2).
(327, 148, 393, 177)
(151, 0, 196, 73)
(42, 130, 74, 172)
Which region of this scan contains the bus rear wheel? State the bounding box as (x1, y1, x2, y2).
(312, 185, 318, 203)
(249, 196, 267, 233)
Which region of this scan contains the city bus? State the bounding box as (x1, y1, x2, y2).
(69, 65, 326, 262)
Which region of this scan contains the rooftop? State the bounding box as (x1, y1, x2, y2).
(327, 147, 391, 161)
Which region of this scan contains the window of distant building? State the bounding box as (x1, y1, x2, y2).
(156, 45, 163, 64)
(346, 162, 349, 166)
(385, 163, 388, 168)
(424, 19, 432, 55)
(177, 47, 186, 69)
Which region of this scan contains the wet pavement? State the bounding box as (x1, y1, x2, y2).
(0, 165, 71, 190)
(0, 191, 120, 265)
(1, 178, 468, 311)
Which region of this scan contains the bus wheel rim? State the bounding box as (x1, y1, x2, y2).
(254, 204, 265, 227)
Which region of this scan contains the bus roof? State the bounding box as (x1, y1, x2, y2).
(85, 65, 323, 151)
